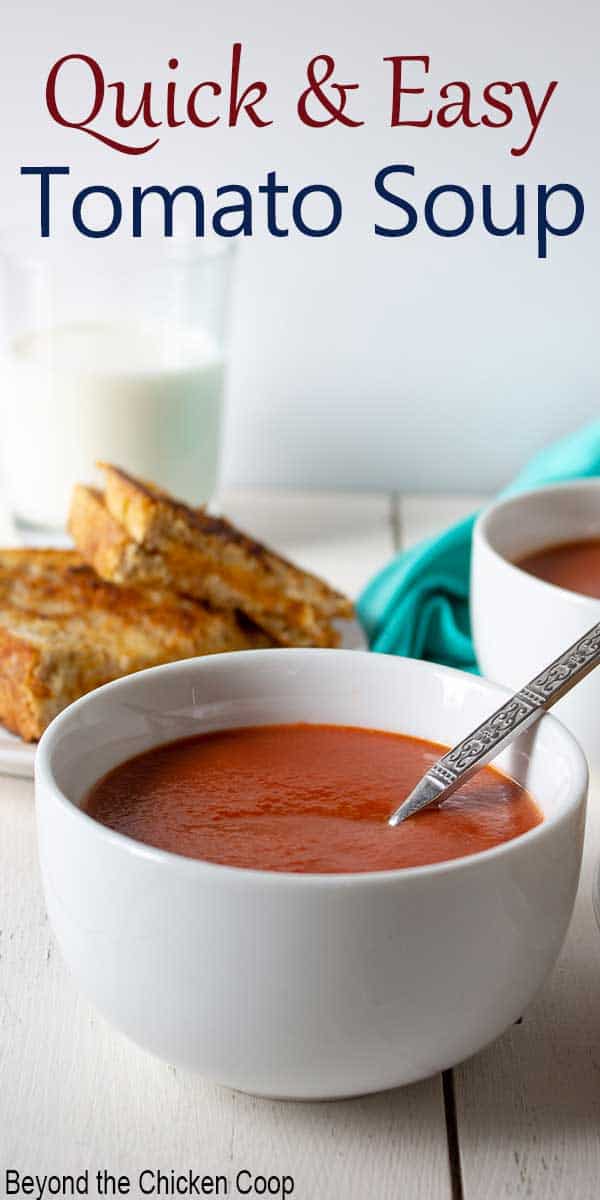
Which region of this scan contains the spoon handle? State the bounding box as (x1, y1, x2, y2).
(389, 620, 600, 827)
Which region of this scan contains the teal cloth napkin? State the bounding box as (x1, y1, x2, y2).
(358, 423, 600, 671)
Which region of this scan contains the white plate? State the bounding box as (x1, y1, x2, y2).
(0, 619, 368, 779)
(0, 727, 37, 778)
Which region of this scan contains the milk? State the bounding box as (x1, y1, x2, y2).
(1, 321, 225, 528)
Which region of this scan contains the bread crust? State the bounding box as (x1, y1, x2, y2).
(0, 628, 44, 742)
(68, 484, 133, 580)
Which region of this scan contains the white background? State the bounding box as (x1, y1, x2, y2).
(1, 0, 598, 491)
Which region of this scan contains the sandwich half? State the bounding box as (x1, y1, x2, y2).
(69, 466, 353, 647)
(0, 548, 271, 741)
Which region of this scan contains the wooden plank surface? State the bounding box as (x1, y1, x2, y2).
(0, 489, 453, 1200)
(455, 781, 600, 1200)
(399, 492, 487, 549)
(222, 488, 396, 599)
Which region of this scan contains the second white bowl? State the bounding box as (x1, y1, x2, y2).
(472, 480, 600, 767)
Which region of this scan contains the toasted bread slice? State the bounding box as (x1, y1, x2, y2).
(70, 466, 353, 648)
(0, 549, 271, 741)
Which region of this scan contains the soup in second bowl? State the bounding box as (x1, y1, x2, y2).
(517, 537, 600, 599)
(83, 723, 542, 873)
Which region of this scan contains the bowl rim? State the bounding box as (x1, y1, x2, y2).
(35, 648, 588, 888)
(474, 478, 600, 611)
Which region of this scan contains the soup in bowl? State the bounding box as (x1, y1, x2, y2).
(83, 722, 543, 873)
(35, 649, 586, 1099)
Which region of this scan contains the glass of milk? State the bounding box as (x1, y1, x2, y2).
(0, 232, 233, 532)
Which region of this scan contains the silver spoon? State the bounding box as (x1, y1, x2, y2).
(389, 620, 600, 827)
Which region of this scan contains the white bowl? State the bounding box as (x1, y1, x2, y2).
(472, 480, 600, 767)
(35, 649, 587, 1099)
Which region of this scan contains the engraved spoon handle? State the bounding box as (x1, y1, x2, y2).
(389, 620, 600, 826)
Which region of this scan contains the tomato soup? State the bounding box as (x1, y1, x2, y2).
(517, 537, 600, 599)
(83, 724, 542, 873)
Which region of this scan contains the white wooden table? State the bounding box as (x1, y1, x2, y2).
(2, 489, 600, 1200)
